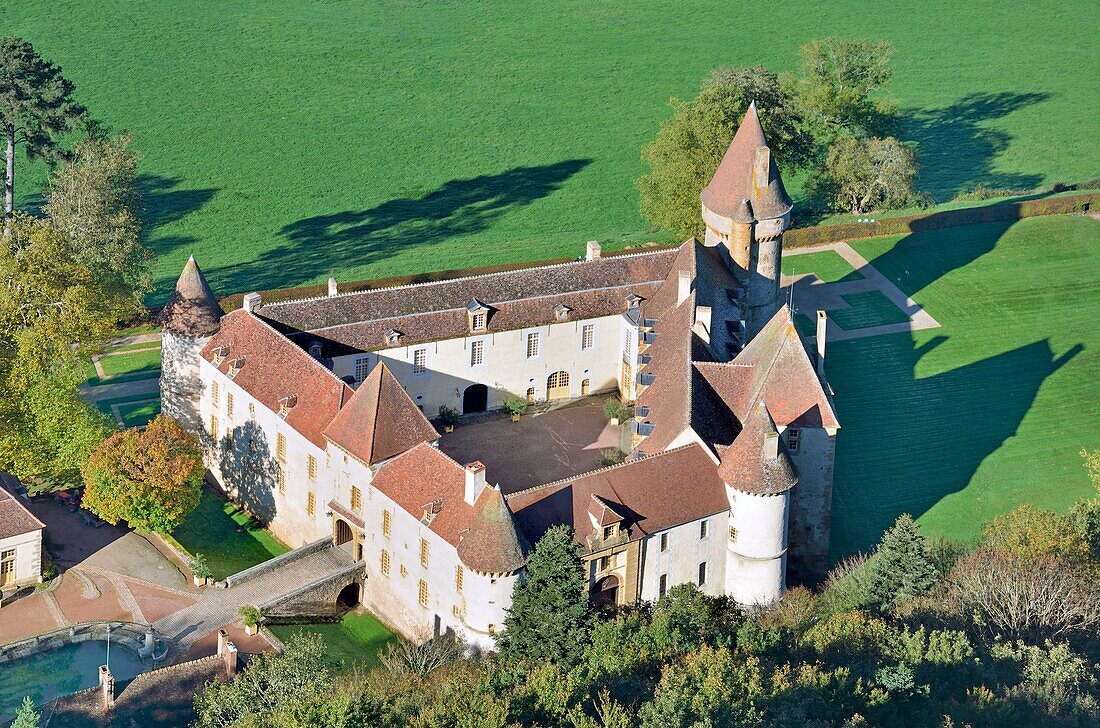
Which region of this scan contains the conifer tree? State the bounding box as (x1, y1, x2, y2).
(12, 696, 40, 728)
(496, 524, 592, 668)
(867, 514, 938, 610)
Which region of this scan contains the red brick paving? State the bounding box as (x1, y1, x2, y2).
(0, 592, 62, 642)
(124, 579, 197, 623)
(54, 571, 131, 624)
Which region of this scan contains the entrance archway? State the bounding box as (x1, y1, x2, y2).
(463, 384, 488, 414)
(335, 519, 353, 546)
(337, 582, 361, 608)
(547, 371, 570, 400)
(591, 574, 619, 608)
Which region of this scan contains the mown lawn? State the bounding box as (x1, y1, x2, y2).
(117, 399, 161, 428)
(782, 250, 863, 284)
(821, 215, 1100, 558)
(172, 489, 289, 579)
(268, 611, 399, 674)
(3, 1, 1095, 301)
(97, 348, 162, 378)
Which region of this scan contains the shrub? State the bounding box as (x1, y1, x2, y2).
(379, 632, 463, 678)
(238, 604, 262, 627)
(601, 448, 624, 466)
(603, 397, 632, 422)
(189, 553, 213, 580)
(503, 395, 528, 417)
(438, 404, 460, 428)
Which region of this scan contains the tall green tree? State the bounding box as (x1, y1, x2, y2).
(806, 135, 919, 213)
(45, 132, 152, 318)
(867, 514, 938, 610)
(797, 37, 897, 140)
(497, 524, 592, 669)
(638, 66, 813, 239)
(11, 696, 40, 728)
(0, 37, 86, 235)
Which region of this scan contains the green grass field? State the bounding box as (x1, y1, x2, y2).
(3, 1, 1096, 301)
(822, 215, 1100, 557)
(268, 612, 398, 674)
(117, 400, 161, 428)
(97, 348, 162, 378)
(783, 250, 863, 284)
(172, 489, 289, 579)
(829, 291, 911, 330)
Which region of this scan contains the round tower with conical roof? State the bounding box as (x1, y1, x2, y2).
(700, 102, 793, 340)
(158, 256, 224, 433)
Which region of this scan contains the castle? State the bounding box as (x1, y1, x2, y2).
(159, 104, 839, 649)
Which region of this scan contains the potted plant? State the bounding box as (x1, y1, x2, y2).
(503, 395, 527, 422)
(189, 553, 213, 587)
(239, 604, 262, 636)
(603, 397, 627, 426)
(438, 405, 460, 433)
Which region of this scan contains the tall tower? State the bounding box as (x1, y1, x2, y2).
(158, 256, 224, 433)
(699, 102, 793, 340)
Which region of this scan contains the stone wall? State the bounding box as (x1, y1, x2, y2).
(786, 426, 835, 584)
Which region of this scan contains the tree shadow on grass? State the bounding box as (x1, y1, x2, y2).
(899, 91, 1051, 201)
(219, 159, 591, 293)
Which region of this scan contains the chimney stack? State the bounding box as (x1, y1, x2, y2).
(816, 310, 827, 376)
(242, 292, 261, 312)
(764, 427, 780, 461)
(464, 461, 487, 505)
(585, 241, 601, 261)
(752, 146, 771, 195)
(328, 277, 338, 297)
(99, 665, 115, 711)
(217, 628, 239, 678)
(677, 270, 692, 306)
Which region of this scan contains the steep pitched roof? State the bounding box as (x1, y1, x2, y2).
(696, 306, 839, 430)
(323, 362, 439, 465)
(507, 444, 729, 547)
(717, 401, 798, 495)
(634, 296, 698, 452)
(0, 476, 45, 539)
(370, 443, 527, 573)
(159, 256, 225, 337)
(200, 311, 352, 448)
(700, 102, 793, 221)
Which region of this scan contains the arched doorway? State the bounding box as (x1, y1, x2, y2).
(337, 582, 361, 608)
(547, 371, 570, 400)
(335, 519, 353, 546)
(463, 384, 488, 414)
(581, 378, 590, 396)
(591, 574, 619, 608)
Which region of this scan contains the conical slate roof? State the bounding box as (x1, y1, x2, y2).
(700, 101, 793, 222)
(457, 486, 529, 574)
(159, 256, 225, 337)
(718, 401, 798, 496)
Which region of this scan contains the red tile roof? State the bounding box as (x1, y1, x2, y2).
(0, 476, 45, 539)
(200, 311, 352, 448)
(458, 486, 529, 574)
(716, 401, 797, 496)
(323, 362, 439, 465)
(159, 256, 225, 337)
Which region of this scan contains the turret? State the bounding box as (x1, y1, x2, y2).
(700, 102, 793, 340)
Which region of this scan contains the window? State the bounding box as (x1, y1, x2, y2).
(381, 549, 391, 576)
(248, 402, 255, 418)
(382, 509, 392, 537)
(451, 604, 461, 617)
(306, 492, 315, 516)
(728, 526, 738, 541)
(226, 393, 234, 419)
(599, 554, 614, 571)
(276, 433, 286, 462)
(209, 415, 218, 440)
(351, 486, 362, 511)
(211, 380, 219, 405)
(471, 312, 486, 331)
(307, 455, 316, 481)
(787, 427, 801, 453)
(581, 324, 595, 350)
(602, 525, 615, 540)
(660, 532, 669, 552)
(226, 430, 234, 447)
(470, 340, 484, 366)
(420, 538, 430, 567)
(526, 387, 535, 404)
(699, 520, 709, 539)
(418, 579, 429, 607)
(658, 573, 668, 598)
(277, 465, 286, 494)
(698, 561, 708, 586)
(488, 624, 496, 634)
(581, 378, 590, 396)
(455, 565, 464, 593)
(413, 348, 427, 374)
(526, 332, 540, 358)
(400, 564, 408, 577)
(0, 549, 15, 587)
(354, 357, 370, 382)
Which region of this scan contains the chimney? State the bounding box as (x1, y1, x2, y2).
(217, 628, 229, 655)
(217, 628, 239, 677)
(585, 241, 601, 261)
(677, 270, 692, 306)
(99, 665, 115, 711)
(242, 292, 261, 312)
(328, 277, 338, 297)
(693, 305, 712, 344)
(752, 146, 771, 195)
(764, 427, 780, 461)
(464, 461, 487, 505)
(816, 310, 827, 376)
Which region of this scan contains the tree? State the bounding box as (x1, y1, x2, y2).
(637, 645, 765, 728)
(797, 37, 897, 139)
(81, 415, 203, 533)
(44, 132, 152, 318)
(866, 514, 938, 610)
(496, 524, 592, 669)
(982, 504, 1093, 565)
(638, 66, 813, 238)
(11, 696, 40, 728)
(1082, 448, 1100, 495)
(806, 135, 919, 213)
(0, 37, 86, 235)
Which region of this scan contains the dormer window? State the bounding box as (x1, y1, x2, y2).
(471, 312, 486, 331)
(553, 304, 572, 322)
(227, 356, 246, 378)
(278, 395, 297, 418)
(602, 524, 617, 540)
(384, 329, 403, 347)
(308, 341, 323, 359)
(467, 299, 490, 333)
(625, 293, 643, 309)
(211, 345, 229, 366)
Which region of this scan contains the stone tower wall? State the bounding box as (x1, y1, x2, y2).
(785, 426, 835, 584)
(745, 232, 783, 339)
(160, 331, 208, 434)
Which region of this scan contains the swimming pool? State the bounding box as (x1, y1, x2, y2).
(0, 639, 147, 722)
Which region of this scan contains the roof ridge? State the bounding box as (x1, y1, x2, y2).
(504, 443, 700, 499)
(262, 248, 677, 309)
(236, 310, 351, 393)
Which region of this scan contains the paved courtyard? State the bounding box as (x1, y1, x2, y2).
(438, 397, 622, 494)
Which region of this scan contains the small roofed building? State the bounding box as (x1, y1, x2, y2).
(0, 474, 45, 592)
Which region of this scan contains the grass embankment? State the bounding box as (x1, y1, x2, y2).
(268, 612, 398, 674)
(4, 1, 1095, 300)
(171, 489, 289, 579)
(820, 215, 1100, 557)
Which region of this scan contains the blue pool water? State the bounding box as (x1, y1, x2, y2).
(0, 640, 147, 721)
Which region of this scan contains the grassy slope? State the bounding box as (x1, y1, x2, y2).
(825, 215, 1100, 557)
(172, 489, 289, 578)
(3, 1, 1096, 301)
(268, 612, 398, 674)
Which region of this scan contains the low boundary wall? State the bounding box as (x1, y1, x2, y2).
(223, 537, 330, 589)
